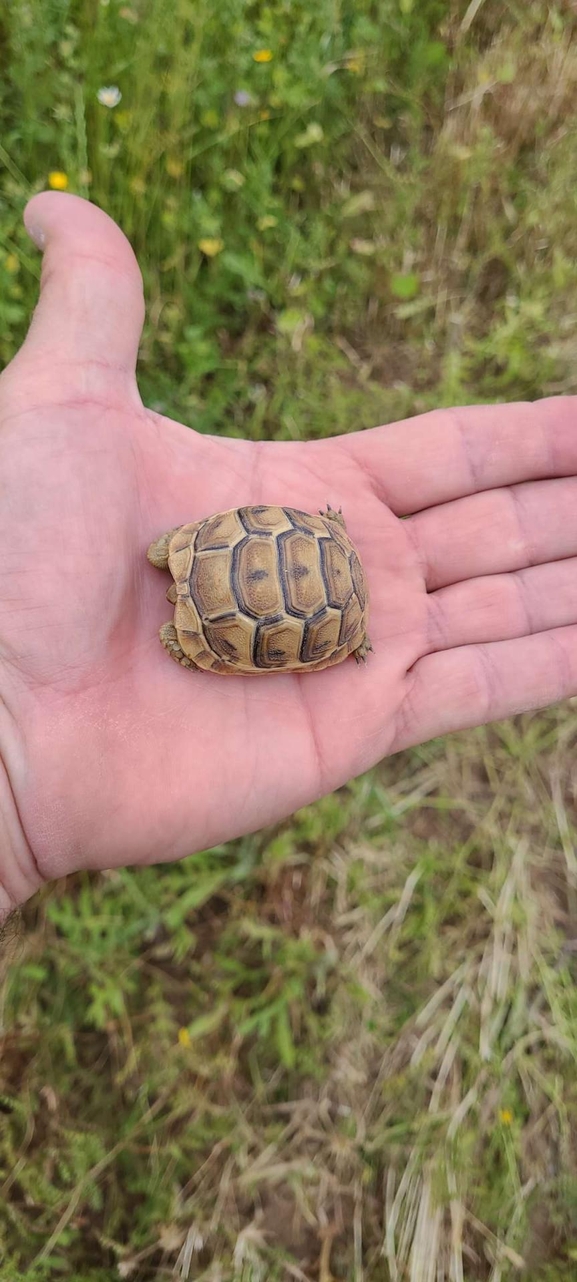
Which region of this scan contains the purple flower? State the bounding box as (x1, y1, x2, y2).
(234, 90, 253, 107)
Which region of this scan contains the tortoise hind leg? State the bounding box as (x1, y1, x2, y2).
(159, 622, 196, 670)
(353, 635, 373, 664)
(147, 527, 182, 569)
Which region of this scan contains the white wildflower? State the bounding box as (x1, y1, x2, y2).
(97, 85, 122, 108)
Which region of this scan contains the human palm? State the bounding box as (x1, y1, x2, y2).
(2, 193, 577, 908)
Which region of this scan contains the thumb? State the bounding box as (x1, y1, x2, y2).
(19, 192, 145, 393)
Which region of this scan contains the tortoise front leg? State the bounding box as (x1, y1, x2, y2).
(321, 503, 346, 530)
(159, 622, 196, 670)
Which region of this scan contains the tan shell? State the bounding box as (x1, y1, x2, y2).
(151, 505, 370, 675)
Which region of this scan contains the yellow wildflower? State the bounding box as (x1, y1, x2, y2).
(253, 48, 273, 62)
(294, 121, 324, 148)
(201, 108, 219, 129)
(259, 109, 271, 121)
(257, 215, 277, 231)
(165, 157, 184, 178)
(177, 1027, 191, 1047)
(499, 1109, 513, 1125)
(4, 253, 19, 274)
(346, 54, 365, 75)
(48, 171, 69, 191)
(198, 237, 224, 257)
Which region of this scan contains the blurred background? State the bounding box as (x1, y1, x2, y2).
(2, 1, 577, 1278)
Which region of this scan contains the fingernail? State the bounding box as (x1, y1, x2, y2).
(25, 222, 46, 250)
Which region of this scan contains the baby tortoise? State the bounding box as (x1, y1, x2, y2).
(147, 504, 371, 675)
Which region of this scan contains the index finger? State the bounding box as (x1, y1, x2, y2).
(339, 398, 577, 516)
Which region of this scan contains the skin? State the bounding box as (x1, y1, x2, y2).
(2, 192, 577, 911)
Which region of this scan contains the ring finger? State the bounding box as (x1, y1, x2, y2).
(427, 555, 577, 653)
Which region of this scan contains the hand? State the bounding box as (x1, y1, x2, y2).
(1, 193, 577, 909)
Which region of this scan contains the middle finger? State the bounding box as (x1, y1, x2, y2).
(406, 476, 577, 591)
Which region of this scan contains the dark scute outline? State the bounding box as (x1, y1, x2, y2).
(253, 613, 294, 668)
(350, 549, 367, 610)
(282, 506, 326, 532)
(238, 506, 279, 535)
(277, 527, 326, 619)
(232, 531, 283, 622)
(230, 534, 250, 613)
(202, 610, 241, 663)
(195, 511, 244, 553)
(189, 548, 237, 623)
(300, 606, 339, 663)
(338, 591, 363, 647)
(319, 535, 353, 610)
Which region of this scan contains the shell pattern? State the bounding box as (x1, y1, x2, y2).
(165, 505, 369, 675)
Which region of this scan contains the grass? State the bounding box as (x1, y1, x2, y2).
(1, 0, 577, 1277)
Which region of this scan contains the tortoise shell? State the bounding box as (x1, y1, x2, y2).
(147, 505, 370, 675)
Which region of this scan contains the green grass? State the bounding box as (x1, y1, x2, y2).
(2, 0, 577, 1277)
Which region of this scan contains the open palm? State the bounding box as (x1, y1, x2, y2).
(2, 193, 577, 909)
